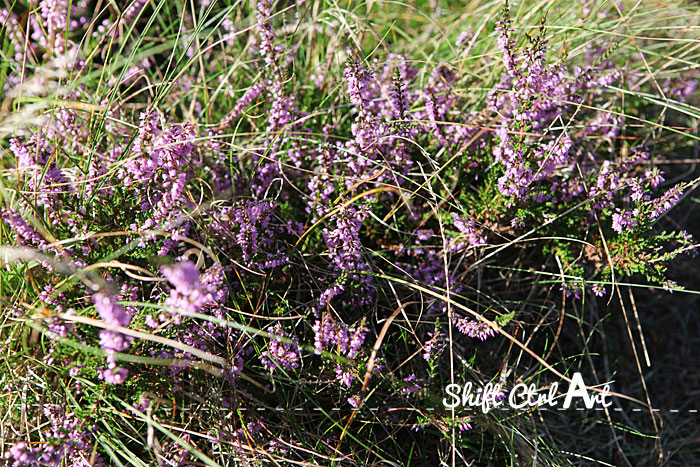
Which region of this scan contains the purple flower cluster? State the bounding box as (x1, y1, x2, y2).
(123, 0, 149, 24)
(38, 286, 74, 338)
(0, 9, 24, 63)
(93, 291, 131, 384)
(344, 56, 371, 110)
(324, 205, 368, 275)
(249, 0, 305, 192)
(40, 0, 69, 51)
(221, 81, 266, 126)
(592, 283, 607, 297)
(209, 199, 288, 269)
(453, 316, 497, 341)
(597, 155, 684, 234)
(312, 312, 369, 358)
(423, 328, 446, 361)
(315, 204, 374, 308)
(485, 13, 637, 209)
(7, 405, 102, 466)
(452, 214, 486, 246)
(611, 208, 640, 234)
(10, 134, 72, 224)
(260, 323, 300, 372)
(663, 70, 698, 103)
(401, 374, 422, 395)
(146, 263, 234, 369)
(2, 0, 89, 95)
(648, 183, 684, 220)
(492, 116, 574, 200)
(496, 16, 519, 76)
(335, 365, 356, 388)
(121, 109, 197, 236)
(256, 0, 281, 71)
(161, 261, 214, 320)
(157, 434, 192, 467)
(1, 209, 46, 249)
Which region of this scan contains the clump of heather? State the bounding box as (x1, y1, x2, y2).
(5, 404, 102, 467)
(1, 0, 698, 465)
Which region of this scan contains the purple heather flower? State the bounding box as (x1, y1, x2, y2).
(336, 324, 350, 355)
(144, 314, 159, 329)
(120, 110, 197, 235)
(335, 365, 355, 388)
(347, 324, 368, 358)
(39, 0, 68, 50)
(313, 312, 368, 358)
(611, 208, 639, 234)
(157, 434, 192, 467)
(221, 81, 265, 125)
(424, 93, 445, 142)
(92, 291, 131, 383)
(7, 404, 103, 466)
(401, 374, 421, 395)
(221, 16, 237, 47)
(663, 280, 679, 293)
(344, 56, 369, 110)
(1, 209, 46, 248)
(123, 0, 149, 24)
(457, 419, 473, 432)
(10, 134, 72, 221)
(409, 422, 427, 432)
(662, 70, 698, 103)
(348, 394, 363, 409)
(102, 358, 129, 385)
(645, 168, 665, 188)
(310, 69, 325, 88)
(560, 281, 583, 299)
(496, 16, 519, 77)
(93, 292, 131, 328)
(453, 316, 496, 341)
(592, 283, 607, 297)
(423, 329, 446, 361)
(628, 178, 646, 202)
(0, 9, 24, 63)
(93, 293, 131, 354)
(162, 261, 201, 294)
(8, 442, 37, 465)
(456, 27, 474, 48)
(323, 204, 369, 279)
(391, 67, 408, 121)
(260, 324, 300, 372)
(98, 329, 130, 354)
(586, 112, 623, 138)
(511, 217, 526, 229)
(452, 213, 486, 245)
(161, 261, 214, 319)
(648, 183, 683, 220)
(210, 200, 288, 269)
(256, 0, 282, 72)
(312, 313, 334, 354)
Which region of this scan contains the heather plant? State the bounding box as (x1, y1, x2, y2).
(1, 0, 699, 465)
